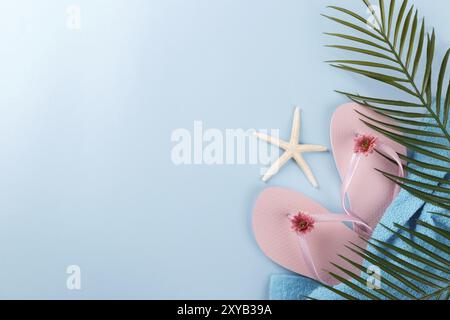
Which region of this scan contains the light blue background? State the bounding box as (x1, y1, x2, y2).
(0, 0, 448, 299)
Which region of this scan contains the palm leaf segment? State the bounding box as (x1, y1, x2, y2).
(320, 0, 450, 300)
(324, 0, 450, 210)
(319, 221, 450, 300)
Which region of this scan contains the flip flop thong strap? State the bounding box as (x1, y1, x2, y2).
(297, 236, 326, 284)
(340, 142, 404, 232)
(293, 213, 370, 285)
(314, 213, 372, 230)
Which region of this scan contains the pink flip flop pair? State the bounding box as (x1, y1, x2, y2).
(252, 103, 406, 285)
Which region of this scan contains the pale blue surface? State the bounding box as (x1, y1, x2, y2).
(0, 0, 448, 299)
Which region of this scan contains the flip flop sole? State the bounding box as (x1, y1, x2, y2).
(252, 187, 366, 285)
(331, 103, 407, 229)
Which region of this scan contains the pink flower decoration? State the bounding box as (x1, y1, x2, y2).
(354, 134, 378, 156)
(290, 212, 315, 235)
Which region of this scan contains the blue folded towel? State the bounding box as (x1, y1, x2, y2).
(269, 110, 450, 300)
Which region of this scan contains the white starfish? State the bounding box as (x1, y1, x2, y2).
(254, 107, 328, 188)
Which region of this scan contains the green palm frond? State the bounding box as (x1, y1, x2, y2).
(318, 0, 450, 301)
(324, 0, 450, 210)
(323, 223, 450, 300)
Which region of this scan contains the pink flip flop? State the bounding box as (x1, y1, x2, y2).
(252, 103, 407, 284)
(331, 103, 407, 233)
(252, 187, 371, 285)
